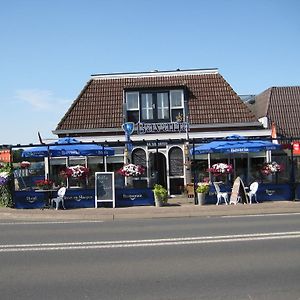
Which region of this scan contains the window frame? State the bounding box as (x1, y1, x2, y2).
(125, 89, 185, 123)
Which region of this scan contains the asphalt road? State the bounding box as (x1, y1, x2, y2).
(0, 214, 299, 300)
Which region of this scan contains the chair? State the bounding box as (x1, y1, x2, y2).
(185, 184, 195, 198)
(247, 182, 259, 204)
(213, 182, 229, 205)
(50, 187, 66, 210)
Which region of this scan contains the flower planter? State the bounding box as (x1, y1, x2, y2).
(154, 194, 164, 207)
(197, 193, 206, 205)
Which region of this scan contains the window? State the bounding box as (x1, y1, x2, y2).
(132, 148, 147, 170)
(126, 92, 139, 123)
(170, 90, 184, 122)
(141, 93, 153, 120)
(126, 89, 184, 123)
(127, 92, 139, 110)
(157, 92, 169, 119)
(169, 147, 184, 176)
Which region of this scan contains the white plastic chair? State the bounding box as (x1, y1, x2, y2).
(213, 182, 229, 205)
(50, 187, 66, 210)
(247, 182, 259, 204)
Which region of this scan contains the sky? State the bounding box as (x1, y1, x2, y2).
(1, 0, 299, 145)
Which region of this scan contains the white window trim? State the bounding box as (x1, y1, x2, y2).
(157, 92, 169, 119)
(126, 92, 139, 111)
(170, 90, 184, 108)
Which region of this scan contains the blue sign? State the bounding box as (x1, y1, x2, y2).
(122, 122, 135, 136)
(115, 188, 154, 207)
(13, 190, 46, 209)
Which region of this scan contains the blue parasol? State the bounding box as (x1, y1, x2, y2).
(22, 137, 115, 158)
(190, 135, 281, 155)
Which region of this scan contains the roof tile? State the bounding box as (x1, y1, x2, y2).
(56, 71, 257, 131)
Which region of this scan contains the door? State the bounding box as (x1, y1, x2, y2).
(149, 152, 167, 188)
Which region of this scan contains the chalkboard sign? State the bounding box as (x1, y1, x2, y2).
(169, 148, 184, 176)
(95, 172, 115, 208)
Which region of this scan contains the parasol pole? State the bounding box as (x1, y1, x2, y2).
(208, 153, 212, 182)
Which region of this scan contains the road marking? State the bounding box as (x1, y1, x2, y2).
(0, 220, 104, 225)
(1, 231, 300, 252)
(221, 212, 300, 218)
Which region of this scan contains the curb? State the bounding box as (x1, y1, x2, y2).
(0, 201, 299, 222)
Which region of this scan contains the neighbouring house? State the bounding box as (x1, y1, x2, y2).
(249, 86, 300, 184)
(250, 86, 300, 139)
(53, 68, 271, 195)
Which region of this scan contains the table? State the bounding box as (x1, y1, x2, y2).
(35, 189, 58, 209)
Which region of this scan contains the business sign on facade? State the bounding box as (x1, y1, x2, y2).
(137, 122, 189, 134)
(293, 142, 300, 155)
(0, 150, 11, 163)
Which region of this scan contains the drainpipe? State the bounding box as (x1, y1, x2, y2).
(192, 139, 198, 205)
(291, 138, 296, 201)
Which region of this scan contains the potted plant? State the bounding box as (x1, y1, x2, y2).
(152, 184, 168, 207)
(196, 182, 210, 205)
(35, 179, 54, 190)
(117, 163, 145, 187)
(208, 163, 233, 176)
(260, 161, 283, 184)
(64, 165, 90, 187)
(0, 163, 13, 207)
(260, 161, 282, 175)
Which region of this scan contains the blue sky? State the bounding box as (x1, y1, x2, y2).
(1, 0, 299, 145)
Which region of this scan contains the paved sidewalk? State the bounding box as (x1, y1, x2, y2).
(0, 197, 300, 222)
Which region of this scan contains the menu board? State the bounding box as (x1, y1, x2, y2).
(95, 172, 115, 208)
(169, 150, 184, 176)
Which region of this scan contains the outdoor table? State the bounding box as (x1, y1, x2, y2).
(35, 189, 58, 209)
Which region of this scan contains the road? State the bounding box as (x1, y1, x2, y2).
(0, 214, 299, 299)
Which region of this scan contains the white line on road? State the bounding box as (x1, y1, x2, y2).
(221, 212, 300, 218)
(1, 231, 300, 252)
(0, 220, 104, 225)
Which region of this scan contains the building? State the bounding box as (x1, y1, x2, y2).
(250, 86, 300, 140)
(53, 68, 270, 194)
(249, 86, 300, 184)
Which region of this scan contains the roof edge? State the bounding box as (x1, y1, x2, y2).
(91, 68, 219, 79)
(53, 122, 262, 136)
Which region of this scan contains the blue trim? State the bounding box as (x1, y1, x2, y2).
(115, 188, 155, 207)
(14, 188, 155, 209)
(13, 191, 46, 209)
(63, 189, 95, 208)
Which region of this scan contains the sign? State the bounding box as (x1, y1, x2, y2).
(169, 150, 184, 176)
(0, 150, 11, 163)
(115, 188, 154, 207)
(13, 191, 46, 209)
(95, 172, 115, 208)
(230, 176, 247, 204)
(122, 122, 134, 159)
(122, 122, 135, 135)
(137, 122, 189, 134)
(147, 141, 167, 149)
(293, 142, 300, 155)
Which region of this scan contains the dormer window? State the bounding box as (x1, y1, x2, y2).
(126, 89, 184, 123)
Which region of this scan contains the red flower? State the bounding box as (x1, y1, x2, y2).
(20, 161, 31, 168)
(117, 164, 145, 177)
(208, 163, 233, 176)
(64, 165, 89, 179)
(35, 179, 53, 189)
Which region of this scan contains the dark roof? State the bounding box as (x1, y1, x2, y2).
(254, 86, 300, 138)
(55, 70, 257, 132)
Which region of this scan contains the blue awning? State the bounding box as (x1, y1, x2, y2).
(22, 137, 115, 158)
(190, 135, 281, 155)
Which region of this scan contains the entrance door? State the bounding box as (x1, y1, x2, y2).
(149, 152, 167, 188)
